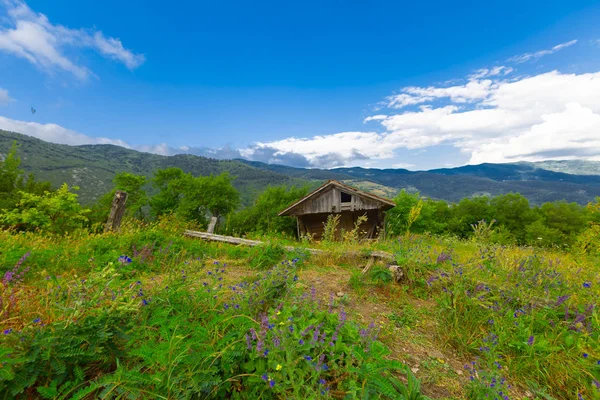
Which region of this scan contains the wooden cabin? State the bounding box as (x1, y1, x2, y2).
(278, 180, 395, 241)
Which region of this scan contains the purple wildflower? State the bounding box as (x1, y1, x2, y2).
(527, 336, 534, 346)
(556, 294, 570, 307)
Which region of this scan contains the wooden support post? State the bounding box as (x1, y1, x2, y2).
(105, 190, 128, 232)
(207, 216, 218, 234)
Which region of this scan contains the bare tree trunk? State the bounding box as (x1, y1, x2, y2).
(105, 190, 128, 232)
(207, 216, 218, 234)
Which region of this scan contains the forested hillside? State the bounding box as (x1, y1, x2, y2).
(241, 161, 600, 205)
(3, 129, 600, 205)
(0, 130, 310, 205)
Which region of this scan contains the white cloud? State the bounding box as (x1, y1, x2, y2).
(468, 66, 513, 79)
(92, 31, 145, 70)
(470, 103, 600, 164)
(0, 116, 131, 146)
(242, 131, 391, 167)
(0, 87, 13, 104)
(386, 76, 505, 110)
(248, 70, 600, 167)
(0, 0, 145, 79)
(386, 93, 433, 109)
(363, 114, 387, 123)
(508, 40, 577, 63)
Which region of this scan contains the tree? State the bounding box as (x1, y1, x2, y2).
(533, 201, 590, 246)
(446, 196, 493, 238)
(150, 167, 186, 217)
(175, 172, 240, 225)
(0, 141, 21, 194)
(525, 219, 564, 248)
(92, 172, 148, 222)
(0, 184, 89, 234)
(385, 190, 420, 236)
(225, 185, 308, 236)
(0, 141, 51, 210)
(386, 191, 451, 237)
(490, 193, 536, 244)
(577, 198, 600, 255)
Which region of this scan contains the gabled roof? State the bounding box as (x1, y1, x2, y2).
(278, 180, 396, 216)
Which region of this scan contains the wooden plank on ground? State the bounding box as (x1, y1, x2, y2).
(183, 230, 394, 261)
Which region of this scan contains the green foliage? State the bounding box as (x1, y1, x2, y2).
(471, 219, 496, 243)
(322, 214, 341, 243)
(0, 229, 425, 399)
(225, 185, 307, 237)
(90, 172, 149, 225)
(370, 265, 393, 287)
(342, 213, 369, 244)
(0, 141, 51, 211)
(0, 131, 309, 206)
(149, 166, 186, 217)
(176, 171, 239, 223)
(428, 251, 599, 398)
(248, 243, 286, 269)
(0, 183, 89, 234)
(577, 198, 600, 256)
(386, 191, 450, 237)
(446, 196, 494, 238)
(388, 304, 419, 329)
(490, 193, 536, 244)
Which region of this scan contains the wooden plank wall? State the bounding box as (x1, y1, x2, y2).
(292, 187, 383, 216)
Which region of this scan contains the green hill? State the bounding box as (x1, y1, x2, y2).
(3, 129, 600, 206)
(0, 130, 311, 206)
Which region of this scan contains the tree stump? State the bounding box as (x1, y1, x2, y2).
(105, 190, 128, 232)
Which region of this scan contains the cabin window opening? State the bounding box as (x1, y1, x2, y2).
(341, 191, 352, 203)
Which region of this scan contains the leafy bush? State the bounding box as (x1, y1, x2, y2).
(0, 184, 89, 234)
(225, 185, 307, 237)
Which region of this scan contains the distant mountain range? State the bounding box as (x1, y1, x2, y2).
(2, 130, 600, 206)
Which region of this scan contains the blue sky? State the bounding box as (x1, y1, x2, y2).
(1, 0, 600, 170)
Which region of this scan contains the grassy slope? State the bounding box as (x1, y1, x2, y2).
(1, 221, 597, 399)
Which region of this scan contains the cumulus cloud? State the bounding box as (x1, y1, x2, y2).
(241, 131, 395, 168)
(249, 70, 600, 167)
(0, 0, 145, 79)
(0, 87, 13, 104)
(508, 39, 577, 63)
